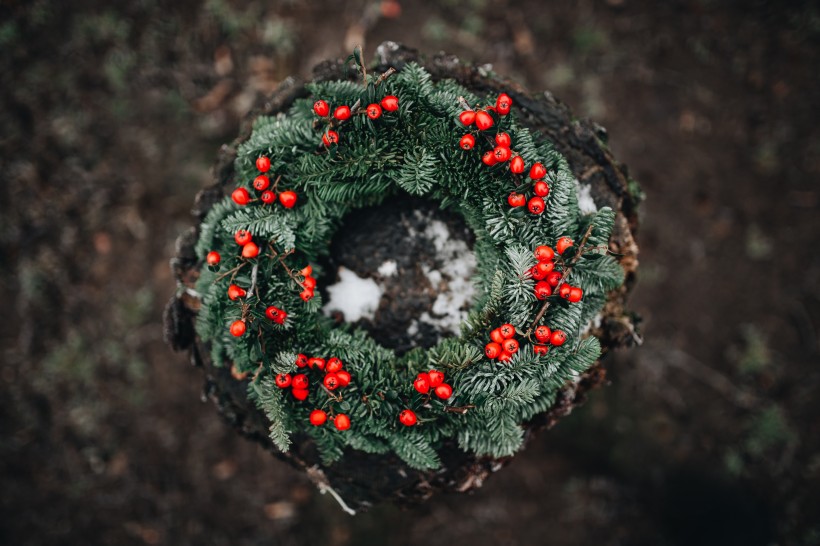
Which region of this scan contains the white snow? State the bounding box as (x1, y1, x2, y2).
(377, 259, 398, 277)
(322, 266, 384, 322)
(575, 180, 598, 214)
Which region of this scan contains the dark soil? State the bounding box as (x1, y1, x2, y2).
(2, 1, 819, 545)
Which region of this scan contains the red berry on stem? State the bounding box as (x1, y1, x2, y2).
(303, 276, 317, 290)
(534, 345, 549, 355)
(292, 388, 309, 401)
(503, 338, 519, 354)
(334, 414, 351, 431)
(300, 265, 313, 276)
(535, 325, 552, 343)
(531, 265, 547, 280)
(308, 357, 325, 371)
(256, 156, 270, 172)
(260, 190, 276, 204)
(482, 150, 497, 166)
(234, 229, 252, 246)
(510, 156, 525, 174)
(326, 357, 343, 373)
(232, 187, 250, 205)
(528, 196, 545, 214)
(253, 175, 270, 191)
(275, 373, 292, 388)
(534, 245, 555, 262)
(336, 370, 351, 387)
(399, 409, 418, 426)
(323, 373, 340, 390)
(313, 100, 329, 117)
(490, 328, 505, 344)
(475, 110, 494, 131)
(206, 251, 221, 266)
(507, 192, 526, 207)
(534, 281, 552, 300)
(229, 320, 246, 337)
(499, 323, 516, 339)
(322, 130, 339, 147)
(227, 284, 246, 300)
(495, 132, 511, 147)
(568, 286, 584, 303)
(459, 110, 476, 125)
(556, 236, 574, 254)
(498, 351, 513, 363)
(459, 134, 475, 150)
(414, 374, 431, 394)
(534, 261, 554, 278)
(534, 180, 550, 197)
(485, 342, 502, 359)
(427, 370, 445, 387)
(295, 354, 308, 368)
(242, 241, 259, 258)
(292, 373, 308, 390)
(546, 271, 563, 287)
(529, 162, 546, 180)
(333, 105, 351, 120)
(309, 409, 327, 426)
(300, 289, 313, 302)
(380, 95, 399, 112)
(434, 383, 453, 400)
(550, 330, 567, 346)
(496, 93, 512, 115)
(279, 191, 297, 208)
(366, 103, 382, 119)
(559, 284, 572, 299)
(493, 146, 511, 162)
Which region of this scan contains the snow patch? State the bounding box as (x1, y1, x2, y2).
(323, 267, 383, 322)
(377, 259, 398, 277)
(575, 180, 598, 215)
(580, 313, 603, 336)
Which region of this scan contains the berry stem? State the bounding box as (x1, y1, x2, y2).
(374, 67, 396, 87)
(443, 404, 476, 414)
(213, 262, 247, 283)
(457, 96, 472, 111)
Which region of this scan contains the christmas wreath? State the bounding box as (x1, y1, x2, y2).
(190, 50, 627, 473)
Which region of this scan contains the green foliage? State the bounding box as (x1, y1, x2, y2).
(192, 61, 626, 471)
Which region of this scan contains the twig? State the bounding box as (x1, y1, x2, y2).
(249, 262, 259, 300)
(213, 262, 247, 283)
(443, 404, 475, 414)
(457, 96, 472, 111)
(307, 466, 357, 516)
(374, 67, 396, 87)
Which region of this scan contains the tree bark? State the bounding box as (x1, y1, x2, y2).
(164, 42, 641, 512)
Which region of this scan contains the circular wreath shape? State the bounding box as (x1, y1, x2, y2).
(166, 44, 640, 511)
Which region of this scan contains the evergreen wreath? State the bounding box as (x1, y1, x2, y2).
(191, 51, 626, 472)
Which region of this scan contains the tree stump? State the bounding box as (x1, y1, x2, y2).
(164, 42, 641, 512)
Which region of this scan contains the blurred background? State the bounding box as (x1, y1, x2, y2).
(1, 1, 819, 544)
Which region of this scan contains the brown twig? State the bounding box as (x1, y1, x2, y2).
(443, 404, 476, 415)
(374, 67, 396, 87)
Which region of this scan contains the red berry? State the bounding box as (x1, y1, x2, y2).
(323, 373, 340, 390)
(508, 192, 526, 207)
(260, 190, 276, 204)
(256, 156, 271, 172)
(300, 265, 313, 276)
(490, 328, 505, 344)
(503, 338, 519, 354)
(534, 281, 552, 300)
(265, 306, 286, 324)
(292, 388, 309, 401)
(334, 413, 351, 431)
(275, 373, 292, 388)
(535, 325, 552, 343)
(496, 93, 512, 115)
(300, 289, 314, 302)
(427, 370, 445, 387)
(303, 276, 317, 290)
(556, 236, 574, 254)
(414, 374, 431, 394)
(399, 409, 418, 426)
(231, 187, 250, 205)
(333, 105, 351, 120)
(534, 344, 549, 355)
(531, 265, 547, 280)
(308, 357, 325, 371)
(485, 342, 502, 359)
(499, 323, 516, 339)
(568, 286, 584, 303)
(546, 271, 563, 287)
(495, 132, 511, 147)
(534, 180, 550, 197)
(550, 330, 567, 346)
(322, 130, 339, 147)
(434, 383, 453, 400)
(234, 229, 252, 246)
(380, 95, 399, 112)
(498, 351, 513, 363)
(510, 156, 525, 174)
(482, 150, 497, 166)
(534, 245, 555, 262)
(309, 409, 327, 426)
(229, 320, 246, 337)
(279, 190, 297, 208)
(559, 284, 572, 299)
(227, 284, 246, 300)
(528, 196, 545, 214)
(459, 110, 476, 125)
(475, 110, 494, 131)
(493, 146, 511, 162)
(326, 357, 343, 373)
(253, 175, 270, 191)
(533, 262, 554, 279)
(295, 354, 308, 368)
(366, 103, 382, 119)
(313, 99, 329, 117)
(336, 370, 351, 387)
(241, 241, 259, 258)
(206, 251, 221, 266)
(459, 134, 475, 150)
(529, 162, 546, 180)
(292, 373, 308, 390)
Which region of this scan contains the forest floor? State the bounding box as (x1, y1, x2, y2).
(1, 1, 819, 545)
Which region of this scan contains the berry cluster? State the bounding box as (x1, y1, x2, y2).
(233, 228, 259, 258)
(530, 238, 583, 303)
(506, 160, 549, 215)
(412, 369, 453, 401)
(231, 156, 298, 209)
(275, 354, 353, 431)
(297, 264, 317, 302)
(532, 324, 567, 355)
(484, 322, 521, 363)
(314, 95, 399, 148)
